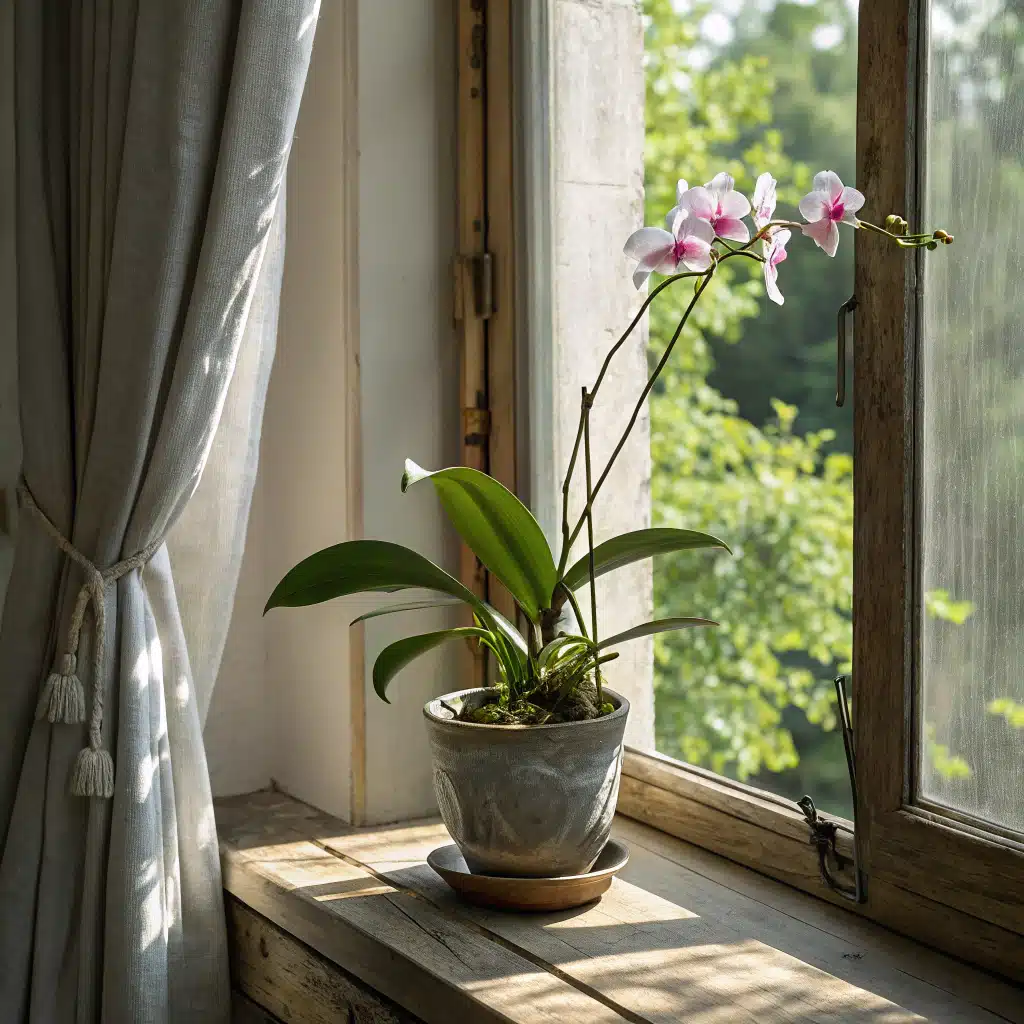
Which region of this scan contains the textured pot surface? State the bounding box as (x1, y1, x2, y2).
(423, 687, 629, 877)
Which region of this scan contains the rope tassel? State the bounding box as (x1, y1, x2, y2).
(18, 477, 162, 801)
(70, 745, 115, 799)
(36, 652, 87, 724)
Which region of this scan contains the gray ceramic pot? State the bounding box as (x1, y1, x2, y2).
(423, 687, 629, 877)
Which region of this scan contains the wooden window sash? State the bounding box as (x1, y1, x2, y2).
(854, 0, 1024, 949)
(455, 0, 518, 689)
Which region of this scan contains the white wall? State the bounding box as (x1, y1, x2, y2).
(359, 0, 460, 824)
(206, 0, 459, 825)
(206, 0, 359, 818)
(550, 0, 654, 748)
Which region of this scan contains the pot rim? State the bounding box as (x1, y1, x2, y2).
(423, 686, 629, 731)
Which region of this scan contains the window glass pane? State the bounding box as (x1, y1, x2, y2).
(918, 0, 1024, 834)
(643, 0, 858, 817)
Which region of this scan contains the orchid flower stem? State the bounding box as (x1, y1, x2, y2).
(558, 582, 589, 641)
(715, 239, 765, 263)
(857, 220, 944, 248)
(718, 248, 765, 265)
(581, 387, 602, 706)
(561, 269, 715, 559)
(745, 220, 802, 249)
(556, 270, 702, 577)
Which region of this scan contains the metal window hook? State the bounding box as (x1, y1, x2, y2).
(836, 295, 857, 407)
(799, 675, 867, 903)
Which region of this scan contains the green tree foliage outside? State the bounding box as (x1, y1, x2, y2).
(644, 0, 859, 814)
(645, 0, 1022, 825)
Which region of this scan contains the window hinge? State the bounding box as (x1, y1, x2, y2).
(454, 252, 495, 321)
(463, 406, 491, 448)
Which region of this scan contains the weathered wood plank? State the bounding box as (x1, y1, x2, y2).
(228, 897, 420, 1023)
(232, 990, 282, 1024)
(217, 791, 625, 1024)
(219, 791, 1023, 1024)
(622, 748, 854, 851)
(618, 761, 1024, 984)
(616, 773, 856, 897)
(613, 817, 1024, 1023)
(854, 0, 914, 836)
(318, 819, 1008, 1023)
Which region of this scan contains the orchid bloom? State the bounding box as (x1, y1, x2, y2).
(751, 172, 777, 231)
(799, 170, 865, 257)
(664, 178, 690, 233)
(763, 228, 790, 306)
(623, 207, 715, 289)
(679, 172, 751, 243)
(749, 172, 787, 302)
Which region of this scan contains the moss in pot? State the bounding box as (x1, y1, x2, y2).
(265, 166, 951, 877)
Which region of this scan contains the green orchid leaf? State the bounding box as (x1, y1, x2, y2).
(349, 597, 527, 683)
(350, 598, 464, 625)
(596, 616, 718, 650)
(537, 634, 591, 671)
(373, 627, 492, 702)
(402, 460, 557, 621)
(483, 603, 529, 658)
(265, 539, 480, 613)
(561, 527, 731, 593)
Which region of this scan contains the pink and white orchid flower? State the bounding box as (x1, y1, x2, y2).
(751, 172, 777, 231)
(623, 208, 715, 290)
(799, 170, 865, 257)
(665, 178, 689, 230)
(763, 228, 790, 306)
(749, 172, 787, 302)
(679, 172, 751, 243)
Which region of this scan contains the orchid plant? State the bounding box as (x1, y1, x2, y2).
(266, 169, 950, 725)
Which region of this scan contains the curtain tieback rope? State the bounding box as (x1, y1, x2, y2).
(17, 478, 162, 798)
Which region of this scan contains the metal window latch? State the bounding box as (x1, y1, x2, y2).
(454, 252, 495, 321)
(836, 295, 856, 407)
(799, 675, 867, 903)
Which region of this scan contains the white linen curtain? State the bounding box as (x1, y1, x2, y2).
(0, 3, 318, 1021)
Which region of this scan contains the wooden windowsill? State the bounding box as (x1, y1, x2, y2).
(216, 791, 1022, 1024)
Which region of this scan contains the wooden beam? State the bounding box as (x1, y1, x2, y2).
(455, 0, 489, 684)
(232, 990, 283, 1024)
(341, 0, 367, 829)
(484, 0, 519, 626)
(227, 897, 420, 1024)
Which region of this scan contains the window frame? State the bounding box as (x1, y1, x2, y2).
(853, 0, 1024, 948)
(460, 0, 1024, 981)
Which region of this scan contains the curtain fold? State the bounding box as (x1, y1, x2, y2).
(0, 3, 318, 1020)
